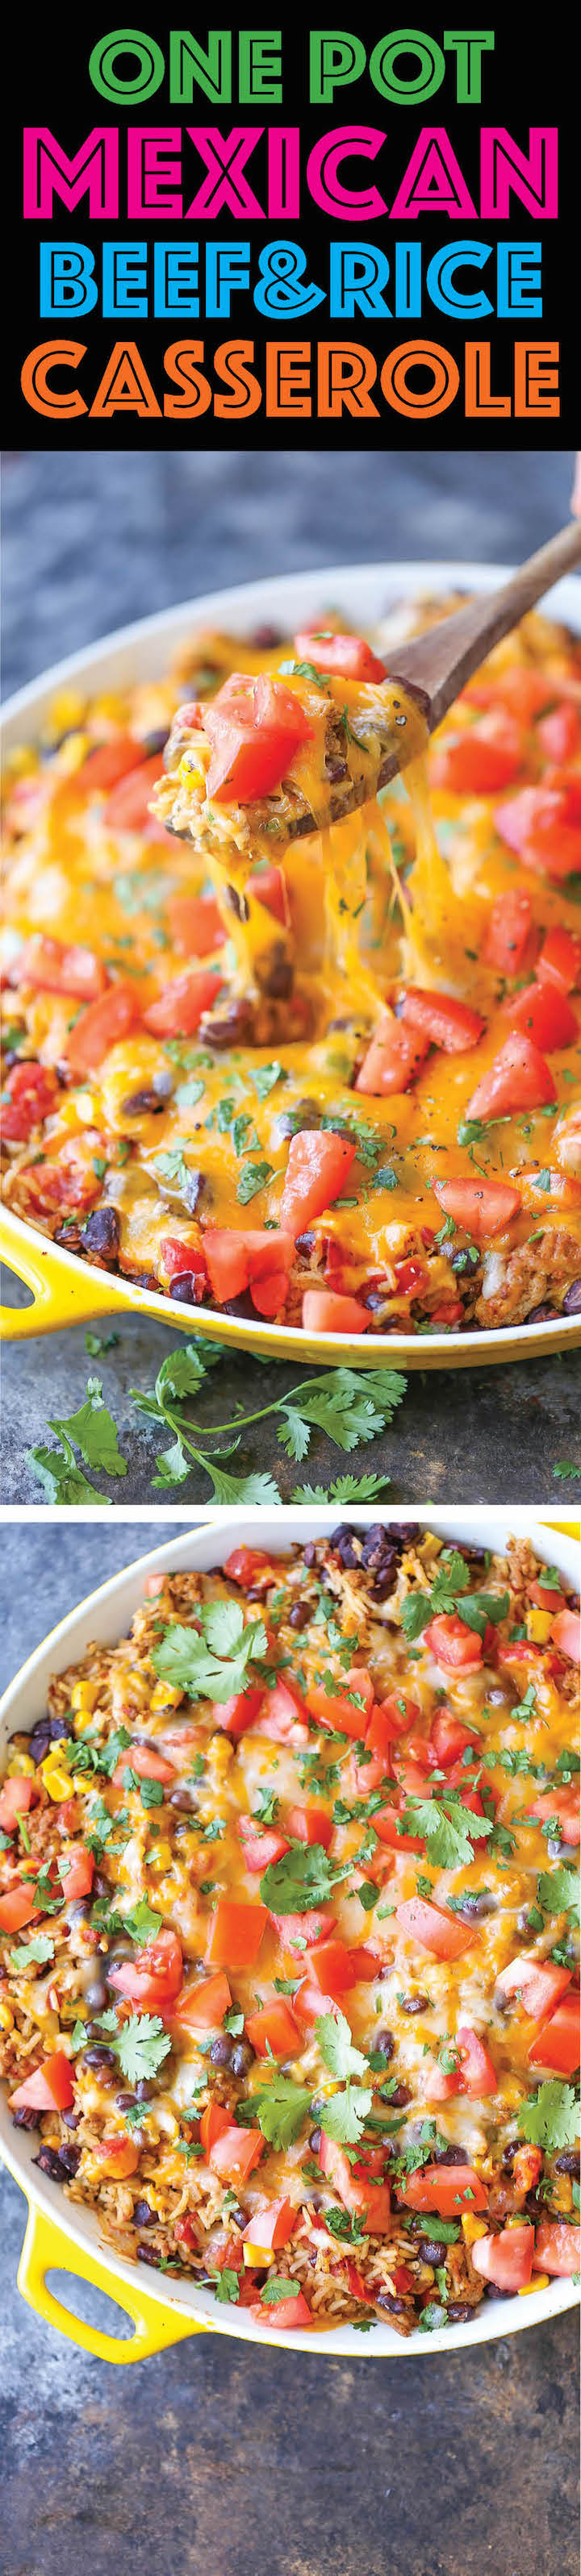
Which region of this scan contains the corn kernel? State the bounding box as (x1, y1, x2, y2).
(41, 1759, 75, 1802)
(72, 1681, 98, 1715)
(0, 2001, 15, 2032)
(6, 1752, 35, 1778)
(462, 2213, 487, 2246)
(527, 1607, 554, 1643)
(243, 2242, 274, 2269)
(48, 687, 86, 733)
(208, 1734, 233, 1774)
(150, 1840, 173, 1874)
(150, 1682, 182, 1715)
(519, 2275, 549, 2295)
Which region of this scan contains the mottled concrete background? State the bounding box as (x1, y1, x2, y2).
(2, 446, 580, 1498)
(2, 1521, 579, 2576)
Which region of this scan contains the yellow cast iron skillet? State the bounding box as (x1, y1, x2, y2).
(1, 1508, 579, 2364)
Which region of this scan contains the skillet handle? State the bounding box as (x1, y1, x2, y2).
(18, 2201, 203, 2364)
(0, 1211, 121, 1339)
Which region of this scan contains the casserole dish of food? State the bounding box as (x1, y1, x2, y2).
(2, 561, 581, 1369)
(1, 1509, 579, 2364)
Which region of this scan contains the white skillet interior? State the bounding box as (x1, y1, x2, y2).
(2, 560, 581, 1367)
(1, 1508, 579, 2356)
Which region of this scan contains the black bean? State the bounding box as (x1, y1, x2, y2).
(183, 1170, 205, 1214)
(446, 2303, 474, 2324)
(231, 2040, 253, 2079)
(115, 2090, 138, 2112)
(250, 623, 282, 649)
(419, 2240, 448, 2267)
(554, 2149, 581, 2174)
(61, 2109, 81, 2130)
(399, 1994, 429, 2016)
(201, 1000, 254, 1048)
(83, 2044, 117, 2070)
(27, 1710, 73, 1765)
(133, 2198, 155, 2227)
(374, 2028, 395, 2060)
(84, 1977, 109, 2013)
(260, 947, 294, 1002)
(303, 1544, 317, 1567)
(309, 2128, 322, 2153)
(136, 2244, 162, 2268)
(451, 1246, 479, 1278)
(274, 1100, 321, 1143)
(375, 2294, 408, 2315)
(168, 1782, 199, 1809)
(121, 1088, 166, 1115)
(34, 2145, 65, 2182)
(169, 1273, 203, 1306)
(82, 1206, 120, 1261)
(219, 1293, 257, 1319)
(209, 2034, 233, 2069)
(11, 2106, 40, 2132)
(288, 1602, 311, 1631)
(563, 1278, 581, 1315)
(433, 2143, 470, 2166)
(229, 2206, 247, 2232)
(58, 2145, 81, 2178)
(387, 2082, 411, 2109)
(136, 2079, 157, 2101)
(526, 1303, 558, 1323)
(67, 1899, 91, 1928)
(454, 1891, 496, 1921)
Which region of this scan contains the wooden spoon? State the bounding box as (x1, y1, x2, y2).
(385, 516, 581, 740)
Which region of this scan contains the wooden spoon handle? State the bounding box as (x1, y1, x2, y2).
(386, 519, 581, 732)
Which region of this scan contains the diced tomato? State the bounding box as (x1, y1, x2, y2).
(57, 1844, 94, 1901)
(243, 2197, 297, 2253)
(239, 1815, 290, 1872)
(76, 736, 144, 795)
(528, 1792, 579, 1844)
(63, 981, 140, 1074)
(206, 1899, 268, 1970)
(173, 1972, 232, 2032)
(397, 1896, 474, 1960)
(166, 893, 224, 955)
(0, 1061, 60, 1144)
(533, 2220, 581, 2277)
(0, 1778, 37, 1833)
(245, 1999, 300, 2057)
(516, 1166, 581, 1214)
(252, 1271, 290, 1319)
(246, 864, 288, 923)
(10, 2050, 74, 2113)
(471, 2224, 533, 2292)
(302, 1290, 370, 1335)
(369, 1693, 420, 1749)
(200, 2103, 232, 2155)
(400, 2161, 487, 2215)
(103, 754, 169, 834)
(286, 1805, 332, 1851)
(529, 1992, 579, 2078)
(318, 2131, 391, 2230)
(293, 629, 386, 682)
(0, 1885, 41, 1932)
(430, 1709, 479, 1767)
(401, 988, 484, 1052)
(113, 1743, 176, 1786)
(205, 673, 313, 804)
(93, 2135, 140, 2180)
(537, 924, 581, 993)
(144, 969, 224, 1038)
(249, 2288, 311, 2330)
(259, 1678, 309, 1744)
(279, 1131, 355, 1234)
(512, 2144, 543, 2196)
(374, 1803, 426, 1856)
(466, 1032, 556, 1123)
(303, 1938, 356, 1998)
(483, 886, 534, 977)
(204, 1228, 294, 1307)
(433, 1176, 520, 1243)
(108, 1927, 183, 2008)
(550, 1608, 580, 1665)
(423, 1613, 484, 1672)
(307, 1667, 374, 1740)
(209, 2123, 264, 2181)
(15, 936, 107, 1001)
(529, 1574, 566, 1611)
(495, 1954, 571, 2020)
(224, 1546, 273, 1587)
(159, 1237, 207, 1286)
(355, 1018, 430, 1097)
(455, 2025, 497, 2096)
(494, 783, 581, 882)
(537, 702, 581, 764)
(504, 979, 578, 1052)
(212, 1687, 265, 1742)
(144, 1574, 165, 1597)
(433, 708, 525, 794)
(271, 1908, 333, 1951)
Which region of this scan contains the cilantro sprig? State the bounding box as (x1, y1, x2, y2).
(401, 1548, 509, 1644)
(517, 2082, 580, 2153)
(153, 1599, 267, 1702)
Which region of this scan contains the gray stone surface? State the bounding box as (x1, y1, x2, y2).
(1, 1532, 579, 2576)
(2, 445, 579, 1503)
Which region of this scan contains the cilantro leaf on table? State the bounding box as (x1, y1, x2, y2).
(290, 1471, 391, 1505)
(517, 2082, 580, 2153)
(553, 1461, 581, 1481)
(152, 1601, 267, 1702)
(49, 1380, 127, 1476)
(278, 1369, 406, 1460)
(27, 1448, 113, 1507)
(316, 2008, 369, 2083)
(259, 1842, 348, 1913)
